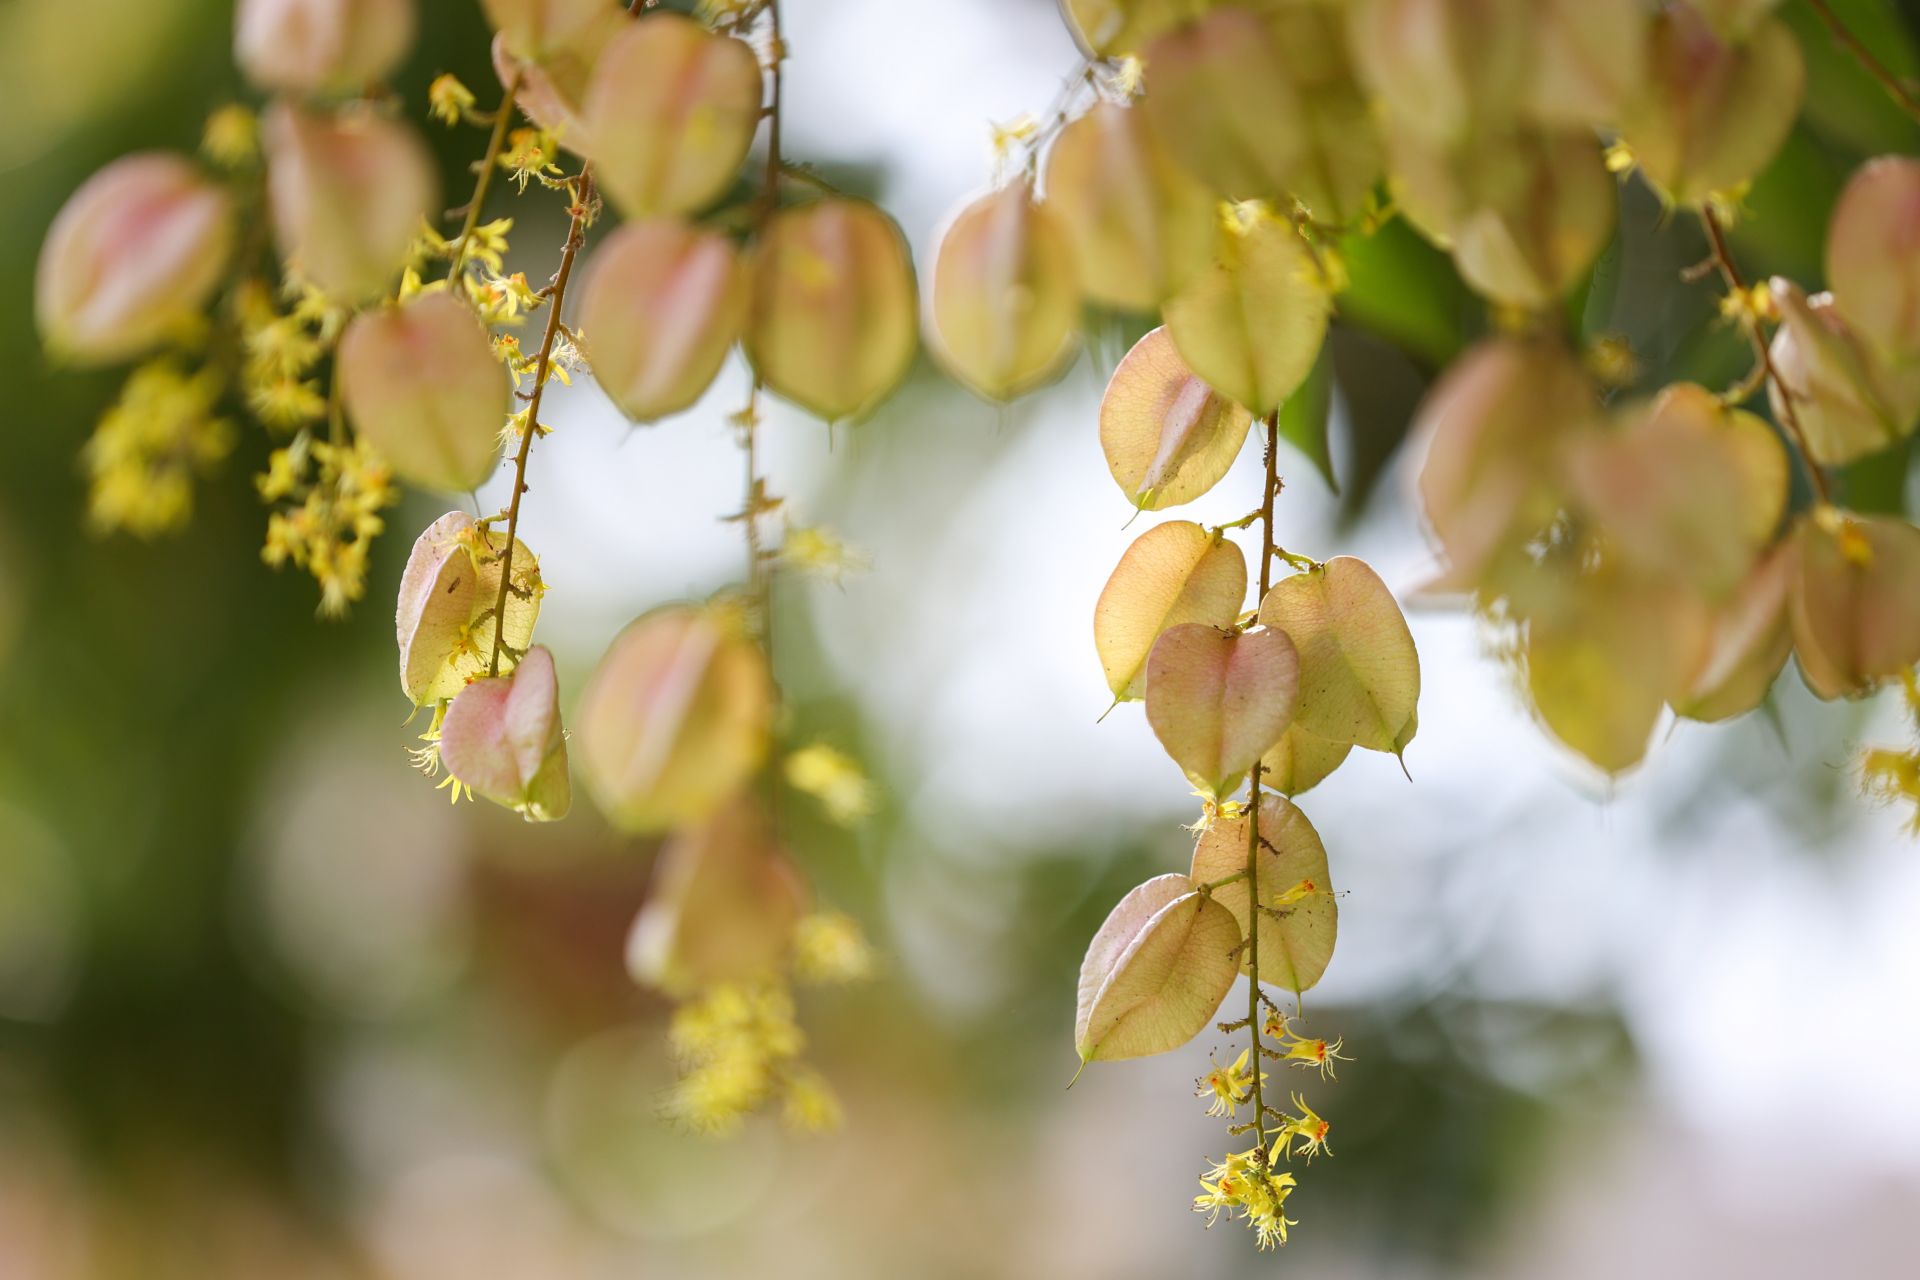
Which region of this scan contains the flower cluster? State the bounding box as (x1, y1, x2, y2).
(1863, 671, 1920, 835)
(82, 361, 234, 537)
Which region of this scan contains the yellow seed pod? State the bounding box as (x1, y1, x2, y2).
(482, 0, 617, 62)
(1164, 207, 1330, 415)
(1074, 873, 1242, 1064)
(394, 512, 543, 707)
(1525, 0, 1648, 129)
(339, 291, 510, 493)
(1140, 8, 1304, 201)
(1259, 724, 1352, 798)
(1189, 794, 1336, 992)
(577, 217, 747, 423)
(1826, 156, 1920, 368)
(1675, 541, 1795, 724)
(581, 12, 762, 217)
(490, 7, 623, 145)
(745, 199, 919, 423)
(1618, 8, 1803, 207)
(262, 101, 437, 302)
(1094, 520, 1247, 702)
(573, 605, 774, 834)
(927, 182, 1080, 401)
(1042, 100, 1215, 311)
(1767, 280, 1920, 467)
(1347, 0, 1532, 145)
(1791, 510, 1920, 701)
(1099, 326, 1254, 510)
(1260, 0, 1384, 225)
(1258, 556, 1420, 755)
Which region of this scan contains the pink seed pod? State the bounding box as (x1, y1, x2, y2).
(395, 512, 543, 707)
(482, 0, 616, 62)
(745, 198, 919, 423)
(575, 218, 747, 423)
(36, 153, 234, 365)
(1768, 280, 1920, 467)
(580, 12, 762, 217)
(234, 0, 416, 95)
(1825, 156, 1920, 367)
(573, 605, 773, 835)
(262, 101, 437, 302)
(438, 644, 571, 822)
(625, 801, 808, 997)
(927, 182, 1080, 402)
(338, 291, 511, 493)
(1791, 509, 1920, 700)
(1618, 7, 1803, 207)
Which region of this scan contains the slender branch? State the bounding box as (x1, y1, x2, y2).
(1805, 0, 1920, 123)
(741, 0, 785, 642)
(447, 72, 523, 282)
(1697, 206, 1833, 505)
(1244, 411, 1281, 1168)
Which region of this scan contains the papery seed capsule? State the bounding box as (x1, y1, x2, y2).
(1347, 0, 1531, 145)
(482, 0, 616, 61)
(574, 605, 773, 834)
(1525, 0, 1648, 129)
(1140, 8, 1304, 201)
(1825, 156, 1920, 367)
(338, 291, 510, 492)
(1675, 540, 1795, 723)
(492, 16, 620, 144)
(439, 644, 571, 821)
(1441, 131, 1615, 310)
(263, 101, 437, 302)
(235, 0, 416, 95)
(1768, 280, 1920, 466)
(1791, 509, 1920, 700)
(577, 218, 746, 422)
(1099, 326, 1254, 510)
(625, 801, 807, 997)
(395, 512, 543, 706)
(1043, 101, 1216, 311)
(581, 12, 762, 217)
(1188, 794, 1337, 990)
(1261, 0, 1383, 225)
(36, 153, 234, 365)
(927, 182, 1080, 401)
(1619, 8, 1803, 207)
(1073, 872, 1241, 1063)
(1144, 622, 1299, 798)
(745, 199, 919, 423)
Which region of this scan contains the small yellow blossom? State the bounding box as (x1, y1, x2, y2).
(83, 361, 233, 538)
(1274, 1093, 1332, 1162)
(781, 1068, 844, 1134)
(779, 524, 870, 583)
(429, 73, 477, 128)
(1269, 878, 1320, 910)
(500, 128, 563, 192)
(201, 104, 257, 168)
(793, 911, 877, 985)
(1197, 1047, 1261, 1118)
(784, 743, 876, 826)
(1194, 1149, 1297, 1250)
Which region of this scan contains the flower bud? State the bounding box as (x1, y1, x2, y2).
(263, 102, 437, 302)
(576, 218, 746, 422)
(235, 0, 415, 95)
(1791, 509, 1920, 700)
(482, 0, 614, 62)
(1141, 9, 1304, 200)
(625, 801, 807, 997)
(1619, 8, 1803, 206)
(395, 512, 543, 706)
(1825, 156, 1920, 367)
(745, 199, 919, 422)
(339, 291, 510, 492)
(1041, 101, 1214, 311)
(928, 182, 1080, 401)
(439, 644, 571, 821)
(574, 605, 773, 834)
(1347, 0, 1531, 145)
(581, 13, 761, 217)
(36, 153, 233, 365)
(1768, 280, 1920, 466)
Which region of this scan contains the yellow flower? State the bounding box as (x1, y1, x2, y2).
(1196, 1047, 1261, 1118)
(1275, 1093, 1332, 1162)
(1269, 877, 1320, 909)
(1194, 1149, 1297, 1249)
(201, 104, 257, 168)
(784, 743, 876, 826)
(793, 911, 876, 985)
(429, 74, 477, 128)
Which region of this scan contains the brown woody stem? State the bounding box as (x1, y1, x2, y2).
(446, 72, 522, 282)
(1805, 0, 1920, 124)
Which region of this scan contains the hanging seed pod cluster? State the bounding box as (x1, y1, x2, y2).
(32, 0, 1920, 1255)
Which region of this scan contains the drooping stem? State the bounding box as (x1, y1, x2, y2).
(1805, 0, 1920, 124)
(446, 72, 522, 283)
(1244, 411, 1282, 1163)
(1697, 206, 1833, 505)
(485, 173, 592, 677)
(740, 0, 785, 642)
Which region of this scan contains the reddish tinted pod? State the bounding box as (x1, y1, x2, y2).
(395, 512, 543, 706)
(1768, 281, 1920, 466)
(1675, 540, 1795, 723)
(439, 644, 571, 822)
(1689, 0, 1784, 41)
(339, 291, 510, 492)
(483, 0, 618, 61)
(577, 218, 746, 422)
(263, 101, 437, 302)
(573, 605, 773, 834)
(1347, 0, 1531, 145)
(1094, 521, 1247, 702)
(235, 0, 415, 95)
(1099, 326, 1254, 510)
(491, 11, 623, 144)
(928, 182, 1080, 401)
(1791, 510, 1920, 700)
(1043, 101, 1214, 311)
(746, 199, 919, 423)
(1619, 8, 1803, 207)
(1073, 872, 1242, 1064)
(1144, 622, 1298, 797)
(1825, 156, 1920, 367)
(1141, 9, 1304, 201)
(581, 13, 762, 216)
(1258, 557, 1420, 754)
(626, 802, 808, 997)
(36, 153, 234, 365)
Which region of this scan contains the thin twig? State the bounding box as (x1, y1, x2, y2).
(1244, 411, 1281, 1171)
(1697, 206, 1832, 505)
(1805, 0, 1920, 123)
(447, 72, 522, 282)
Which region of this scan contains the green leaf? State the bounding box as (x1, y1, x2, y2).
(1276, 342, 1337, 493)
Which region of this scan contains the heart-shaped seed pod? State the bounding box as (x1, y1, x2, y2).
(1825, 156, 1920, 369)
(1099, 326, 1254, 511)
(1140, 8, 1304, 200)
(438, 644, 571, 822)
(1075, 873, 1242, 1064)
(1189, 794, 1337, 992)
(1258, 557, 1420, 755)
(927, 182, 1080, 401)
(1768, 280, 1920, 467)
(482, 0, 616, 62)
(395, 512, 543, 706)
(1145, 623, 1299, 798)
(1094, 521, 1247, 703)
(1347, 0, 1532, 145)
(235, 0, 416, 95)
(1790, 509, 1920, 700)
